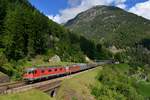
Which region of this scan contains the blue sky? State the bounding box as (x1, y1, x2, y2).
(29, 0, 150, 23)
(125, 0, 147, 8)
(29, 0, 68, 16)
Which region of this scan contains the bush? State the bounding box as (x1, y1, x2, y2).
(114, 52, 128, 63)
(91, 66, 144, 100)
(91, 84, 126, 100)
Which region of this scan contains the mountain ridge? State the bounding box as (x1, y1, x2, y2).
(65, 5, 150, 48)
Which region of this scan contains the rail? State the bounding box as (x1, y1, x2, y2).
(0, 61, 112, 95)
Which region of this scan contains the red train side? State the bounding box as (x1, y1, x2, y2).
(23, 66, 68, 82)
(23, 63, 98, 82)
(69, 65, 80, 73)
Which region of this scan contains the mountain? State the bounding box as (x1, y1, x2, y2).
(0, 0, 112, 76)
(65, 6, 150, 48)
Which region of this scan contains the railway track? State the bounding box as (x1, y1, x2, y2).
(0, 65, 101, 95)
(0, 81, 26, 94)
(0, 78, 63, 95)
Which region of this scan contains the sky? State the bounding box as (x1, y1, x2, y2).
(29, 0, 150, 23)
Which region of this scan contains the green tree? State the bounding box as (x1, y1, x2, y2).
(3, 5, 27, 60)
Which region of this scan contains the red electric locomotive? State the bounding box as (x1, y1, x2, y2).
(23, 64, 81, 82)
(23, 66, 67, 82)
(23, 63, 100, 83)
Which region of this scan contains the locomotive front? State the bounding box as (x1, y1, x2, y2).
(23, 68, 36, 82)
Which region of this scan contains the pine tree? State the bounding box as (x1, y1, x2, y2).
(3, 5, 27, 60)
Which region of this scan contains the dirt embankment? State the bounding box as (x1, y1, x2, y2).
(0, 72, 10, 83)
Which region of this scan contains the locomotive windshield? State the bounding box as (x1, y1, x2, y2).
(28, 71, 33, 74)
(24, 69, 34, 74)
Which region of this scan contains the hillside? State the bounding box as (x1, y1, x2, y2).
(56, 64, 150, 99)
(0, 0, 83, 61)
(56, 67, 100, 100)
(65, 6, 150, 48)
(0, 0, 113, 79)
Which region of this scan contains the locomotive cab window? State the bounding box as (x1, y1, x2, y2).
(60, 68, 63, 70)
(41, 70, 45, 73)
(34, 70, 37, 74)
(48, 69, 52, 72)
(28, 71, 33, 74)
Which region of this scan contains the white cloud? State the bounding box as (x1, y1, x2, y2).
(129, 0, 150, 20)
(68, 0, 81, 7)
(114, 0, 126, 4)
(48, 0, 127, 23)
(47, 15, 61, 24)
(116, 4, 126, 9)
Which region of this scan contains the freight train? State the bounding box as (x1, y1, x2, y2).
(23, 60, 114, 82)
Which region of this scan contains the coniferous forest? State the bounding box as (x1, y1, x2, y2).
(0, 0, 111, 78)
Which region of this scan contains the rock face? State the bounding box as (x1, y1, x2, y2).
(0, 72, 10, 83)
(85, 56, 93, 63)
(49, 55, 61, 63)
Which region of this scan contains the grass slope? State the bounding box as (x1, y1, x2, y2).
(56, 67, 102, 100)
(0, 89, 53, 100)
(137, 81, 150, 97)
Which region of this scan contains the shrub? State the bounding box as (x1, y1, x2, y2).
(92, 66, 144, 100)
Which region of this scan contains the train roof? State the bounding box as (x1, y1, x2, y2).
(24, 66, 67, 71)
(25, 68, 37, 72)
(24, 64, 87, 71)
